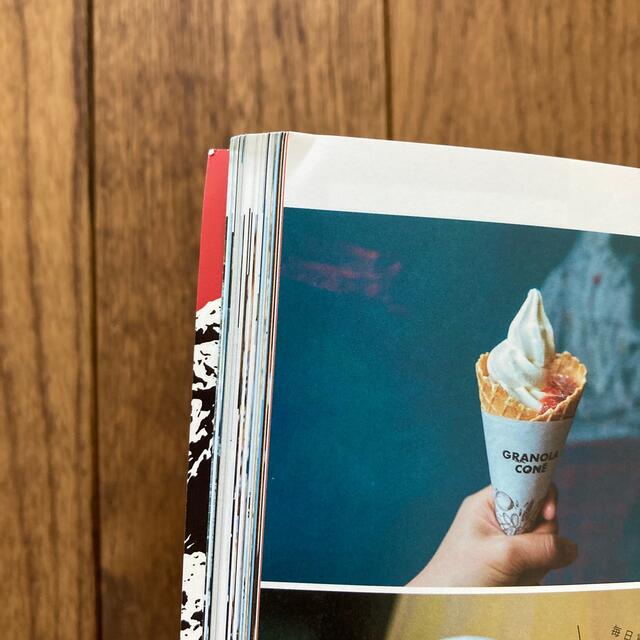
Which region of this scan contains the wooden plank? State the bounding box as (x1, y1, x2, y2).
(92, 1, 386, 638)
(389, 0, 640, 166)
(0, 2, 95, 639)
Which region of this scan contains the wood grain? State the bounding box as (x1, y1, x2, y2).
(4, 2, 639, 638)
(389, 0, 640, 166)
(0, 2, 96, 639)
(92, 1, 386, 638)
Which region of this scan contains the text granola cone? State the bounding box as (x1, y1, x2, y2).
(477, 290, 587, 535)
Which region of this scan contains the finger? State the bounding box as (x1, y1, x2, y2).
(507, 534, 577, 573)
(531, 517, 559, 535)
(541, 483, 559, 521)
(461, 485, 495, 514)
(472, 485, 495, 504)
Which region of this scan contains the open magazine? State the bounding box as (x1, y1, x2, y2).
(180, 134, 640, 640)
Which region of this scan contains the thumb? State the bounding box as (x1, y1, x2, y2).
(507, 534, 578, 573)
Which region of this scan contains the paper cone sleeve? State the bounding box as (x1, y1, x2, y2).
(481, 411, 573, 534)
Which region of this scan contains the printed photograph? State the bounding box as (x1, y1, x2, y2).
(258, 586, 640, 640)
(262, 208, 640, 587)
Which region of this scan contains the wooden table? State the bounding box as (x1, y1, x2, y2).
(1, 1, 638, 638)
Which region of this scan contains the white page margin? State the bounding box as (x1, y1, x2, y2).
(284, 133, 640, 236)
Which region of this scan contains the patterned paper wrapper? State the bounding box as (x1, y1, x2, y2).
(481, 411, 573, 535)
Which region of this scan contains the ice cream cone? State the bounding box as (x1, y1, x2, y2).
(476, 289, 588, 534)
(476, 352, 587, 535)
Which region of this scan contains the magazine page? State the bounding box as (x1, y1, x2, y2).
(256, 133, 640, 638)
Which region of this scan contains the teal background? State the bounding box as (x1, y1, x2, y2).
(262, 207, 640, 586)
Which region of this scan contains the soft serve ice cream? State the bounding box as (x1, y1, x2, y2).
(488, 289, 565, 412)
(477, 289, 586, 421)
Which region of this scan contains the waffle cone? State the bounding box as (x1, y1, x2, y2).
(476, 352, 587, 422)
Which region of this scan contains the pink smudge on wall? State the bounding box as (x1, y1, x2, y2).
(282, 244, 403, 311)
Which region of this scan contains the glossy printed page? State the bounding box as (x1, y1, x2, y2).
(256, 135, 640, 604)
(262, 207, 640, 589)
(258, 585, 640, 640)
